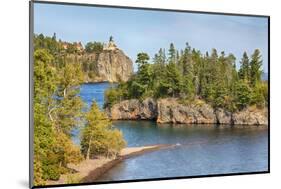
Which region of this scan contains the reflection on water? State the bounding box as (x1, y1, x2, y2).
(77, 83, 268, 181)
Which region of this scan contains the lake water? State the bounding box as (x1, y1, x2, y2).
(79, 82, 116, 109)
(78, 83, 268, 181)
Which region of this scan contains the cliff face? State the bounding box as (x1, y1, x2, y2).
(232, 108, 268, 125)
(66, 49, 133, 83)
(157, 99, 216, 124)
(94, 49, 133, 83)
(108, 98, 157, 120)
(105, 98, 268, 125)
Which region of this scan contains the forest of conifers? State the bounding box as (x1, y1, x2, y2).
(105, 43, 268, 112)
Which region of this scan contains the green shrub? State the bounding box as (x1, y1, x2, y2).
(42, 165, 60, 180)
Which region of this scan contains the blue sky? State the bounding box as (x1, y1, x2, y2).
(34, 3, 268, 72)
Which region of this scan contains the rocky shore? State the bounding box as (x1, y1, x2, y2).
(106, 98, 268, 125)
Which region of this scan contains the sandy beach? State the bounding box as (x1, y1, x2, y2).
(47, 144, 175, 185)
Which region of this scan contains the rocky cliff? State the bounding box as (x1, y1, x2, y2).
(93, 49, 133, 82)
(156, 99, 216, 124)
(105, 98, 268, 125)
(65, 49, 133, 83)
(108, 98, 157, 120)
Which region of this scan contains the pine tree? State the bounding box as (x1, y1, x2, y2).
(180, 42, 192, 75)
(136, 52, 150, 68)
(238, 52, 250, 81)
(54, 63, 84, 135)
(161, 62, 182, 97)
(250, 49, 263, 86)
(168, 43, 176, 64)
(131, 53, 152, 98)
(81, 101, 126, 159)
(234, 80, 252, 109)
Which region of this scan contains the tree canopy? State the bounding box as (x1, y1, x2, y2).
(33, 34, 126, 186)
(81, 101, 126, 159)
(105, 43, 268, 112)
(85, 42, 103, 53)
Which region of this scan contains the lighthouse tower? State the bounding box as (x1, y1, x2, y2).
(103, 36, 117, 51)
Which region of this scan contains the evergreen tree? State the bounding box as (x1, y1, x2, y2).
(179, 43, 195, 99)
(131, 53, 152, 98)
(52, 63, 85, 135)
(81, 101, 126, 159)
(136, 52, 150, 68)
(181, 42, 192, 75)
(160, 62, 182, 97)
(168, 43, 176, 64)
(250, 49, 263, 86)
(238, 52, 250, 81)
(234, 80, 252, 109)
(85, 42, 103, 53)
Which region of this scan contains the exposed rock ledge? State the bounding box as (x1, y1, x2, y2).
(105, 98, 268, 125)
(65, 48, 133, 83)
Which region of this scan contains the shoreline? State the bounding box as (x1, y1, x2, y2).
(112, 120, 269, 127)
(47, 144, 176, 185)
(106, 98, 268, 126)
(82, 144, 176, 182)
(111, 119, 269, 127)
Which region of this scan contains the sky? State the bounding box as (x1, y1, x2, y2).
(34, 3, 268, 72)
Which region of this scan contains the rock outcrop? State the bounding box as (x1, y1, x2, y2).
(108, 98, 157, 120)
(232, 107, 268, 125)
(215, 108, 233, 124)
(93, 49, 133, 83)
(156, 98, 216, 124)
(65, 49, 133, 83)
(106, 98, 268, 125)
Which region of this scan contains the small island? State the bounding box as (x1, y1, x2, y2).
(104, 44, 268, 126)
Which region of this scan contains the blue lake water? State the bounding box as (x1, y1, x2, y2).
(79, 82, 116, 109)
(77, 83, 268, 181)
